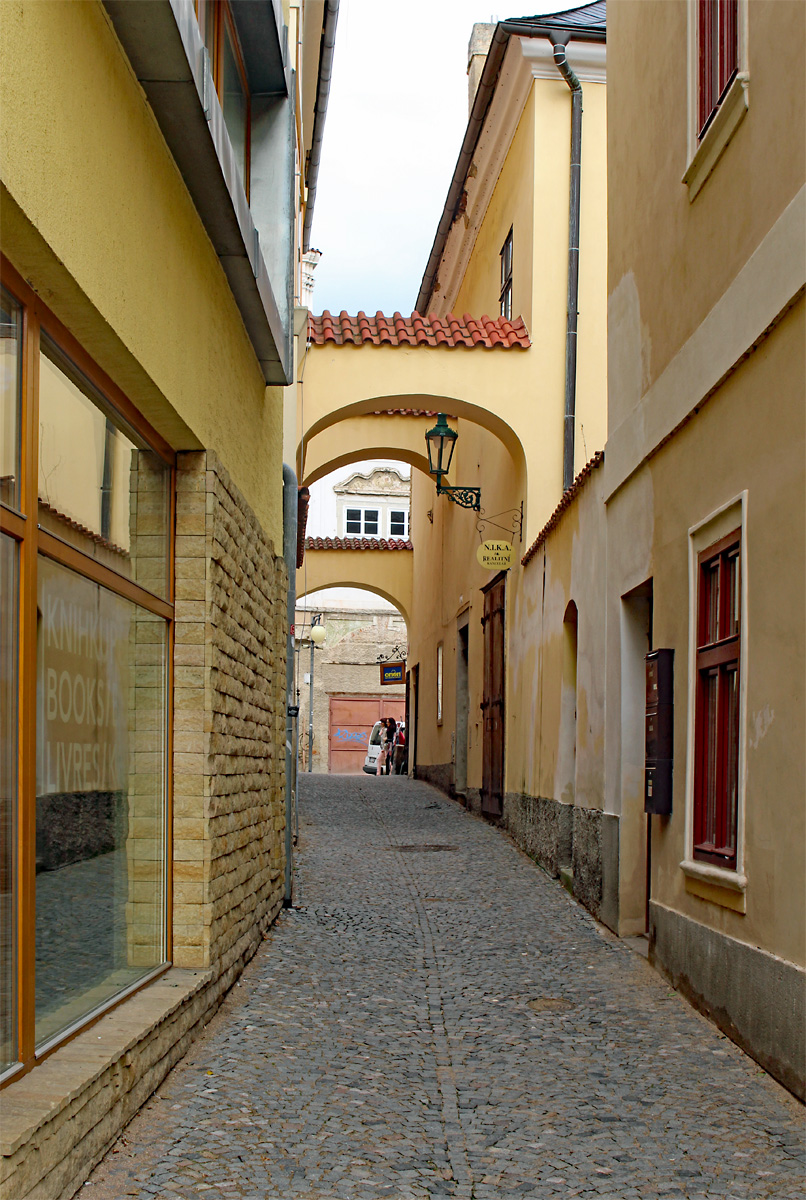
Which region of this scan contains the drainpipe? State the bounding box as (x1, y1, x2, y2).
(282, 464, 298, 906)
(553, 41, 582, 493)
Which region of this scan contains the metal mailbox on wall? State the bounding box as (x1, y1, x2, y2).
(645, 648, 674, 815)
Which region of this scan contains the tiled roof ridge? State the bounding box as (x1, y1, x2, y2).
(308, 311, 530, 350)
(305, 536, 413, 552)
(521, 451, 605, 566)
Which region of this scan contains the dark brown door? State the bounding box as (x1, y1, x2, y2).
(409, 664, 419, 777)
(481, 574, 506, 816)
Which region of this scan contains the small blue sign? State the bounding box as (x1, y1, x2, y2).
(380, 661, 405, 685)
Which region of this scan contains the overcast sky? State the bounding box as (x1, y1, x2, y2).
(309, 1, 553, 316)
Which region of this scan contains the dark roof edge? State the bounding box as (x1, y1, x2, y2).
(302, 0, 339, 252)
(521, 450, 604, 566)
(415, 9, 605, 314)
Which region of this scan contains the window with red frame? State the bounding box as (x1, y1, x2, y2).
(698, 0, 739, 139)
(693, 530, 741, 869)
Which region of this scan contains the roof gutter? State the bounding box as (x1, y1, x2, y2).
(415, 17, 604, 316)
(302, 0, 339, 252)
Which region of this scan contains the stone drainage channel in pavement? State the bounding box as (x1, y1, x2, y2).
(85, 775, 804, 1199)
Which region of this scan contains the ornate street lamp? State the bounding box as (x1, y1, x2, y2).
(300, 614, 326, 773)
(424, 413, 481, 512)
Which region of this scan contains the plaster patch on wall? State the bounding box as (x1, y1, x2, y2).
(749, 704, 775, 751)
(608, 270, 644, 422)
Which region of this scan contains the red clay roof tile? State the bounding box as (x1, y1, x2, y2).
(308, 311, 530, 349)
(305, 537, 413, 552)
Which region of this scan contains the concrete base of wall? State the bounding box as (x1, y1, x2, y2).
(415, 763, 454, 796)
(649, 901, 806, 1101)
(494, 793, 619, 932)
(0, 896, 283, 1200)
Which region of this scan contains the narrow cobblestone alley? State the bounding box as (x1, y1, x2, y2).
(85, 777, 804, 1200)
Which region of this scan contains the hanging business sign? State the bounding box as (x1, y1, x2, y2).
(380, 661, 405, 686)
(476, 540, 515, 571)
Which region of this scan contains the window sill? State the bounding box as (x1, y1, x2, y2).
(683, 72, 749, 201)
(680, 858, 747, 913)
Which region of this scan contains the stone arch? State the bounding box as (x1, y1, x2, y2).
(298, 582, 409, 625)
(297, 395, 526, 489)
(298, 412, 430, 487)
(297, 548, 413, 628)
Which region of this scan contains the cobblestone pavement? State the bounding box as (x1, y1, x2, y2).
(86, 777, 804, 1200)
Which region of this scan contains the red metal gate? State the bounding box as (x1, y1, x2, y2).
(328, 696, 405, 774)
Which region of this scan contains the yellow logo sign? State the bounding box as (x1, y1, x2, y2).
(476, 540, 515, 571)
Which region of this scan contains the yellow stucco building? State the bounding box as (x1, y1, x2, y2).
(297, 0, 804, 1099)
(604, 0, 804, 1098)
(0, 1, 338, 1194)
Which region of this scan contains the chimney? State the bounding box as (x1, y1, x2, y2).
(467, 23, 495, 114)
(300, 248, 321, 309)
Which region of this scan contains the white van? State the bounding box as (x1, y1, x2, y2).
(362, 721, 383, 774)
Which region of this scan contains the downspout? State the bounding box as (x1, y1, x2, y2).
(552, 41, 582, 493)
(301, 0, 339, 252)
(282, 464, 298, 906)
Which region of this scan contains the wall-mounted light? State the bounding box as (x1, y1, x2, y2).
(424, 413, 481, 512)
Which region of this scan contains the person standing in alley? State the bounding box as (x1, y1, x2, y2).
(376, 718, 389, 776)
(384, 717, 397, 774)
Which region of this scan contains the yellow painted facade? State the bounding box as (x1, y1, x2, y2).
(293, 3, 804, 1095)
(604, 0, 805, 1095)
(0, 0, 283, 541)
(1, 0, 333, 1188)
(406, 50, 607, 810)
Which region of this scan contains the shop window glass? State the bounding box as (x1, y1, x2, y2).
(34, 556, 167, 1049)
(38, 340, 170, 599)
(1, 288, 22, 510)
(1, 533, 18, 1073)
(222, 19, 248, 191)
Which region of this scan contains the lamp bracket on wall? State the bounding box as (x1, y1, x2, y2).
(475, 501, 523, 542)
(435, 478, 482, 511)
(377, 643, 408, 664)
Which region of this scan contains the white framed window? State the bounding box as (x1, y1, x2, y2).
(389, 509, 408, 538)
(683, 0, 749, 200)
(681, 492, 748, 909)
(344, 507, 379, 537)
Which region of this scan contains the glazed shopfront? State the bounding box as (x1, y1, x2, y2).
(1, 259, 174, 1082)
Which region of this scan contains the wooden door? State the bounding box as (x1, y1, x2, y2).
(328, 696, 404, 774)
(408, 664, 419, 777)
(481, 574, 506, 816)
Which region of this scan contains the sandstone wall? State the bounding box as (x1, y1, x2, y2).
(174, 450, 287, 969)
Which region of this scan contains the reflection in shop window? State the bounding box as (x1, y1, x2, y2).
(1, 534, 18, 1074)
(34, 557, 167, 1049)
(38, 339, 171, 598)
(1, 288, 22, 510)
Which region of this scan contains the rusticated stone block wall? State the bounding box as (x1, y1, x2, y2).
(173, 451, 287, 971)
